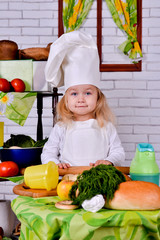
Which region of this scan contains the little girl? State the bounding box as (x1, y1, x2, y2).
(41, 31, 125, 168)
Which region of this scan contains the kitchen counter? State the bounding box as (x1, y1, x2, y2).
(12, 195, 160, 240)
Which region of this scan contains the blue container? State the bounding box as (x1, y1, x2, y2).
(130, 143, 159, 186)
(0, 147, 42, 168)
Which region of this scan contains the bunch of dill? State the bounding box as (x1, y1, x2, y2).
(69, 164, 126, 206)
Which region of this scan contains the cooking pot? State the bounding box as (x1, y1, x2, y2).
(0, 147, 42, 168)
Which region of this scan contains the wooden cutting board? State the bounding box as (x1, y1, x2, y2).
(13, 183, 57, 198)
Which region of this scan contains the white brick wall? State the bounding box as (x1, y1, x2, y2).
(0, 0, 160, 200)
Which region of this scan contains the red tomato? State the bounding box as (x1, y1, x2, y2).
(0, 161, 19, 177)
(0, 78, 10, 92)
(11, 78, 25, 92)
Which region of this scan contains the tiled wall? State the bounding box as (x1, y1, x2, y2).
(0, 0, 160, 200)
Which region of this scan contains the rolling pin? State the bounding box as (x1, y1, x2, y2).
(20, 166, 130, 175)
(59, 166, 130, 175)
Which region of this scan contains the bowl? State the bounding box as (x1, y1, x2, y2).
(0, 147, 42, 168)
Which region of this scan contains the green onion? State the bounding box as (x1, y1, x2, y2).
(69, 164, 126, 206)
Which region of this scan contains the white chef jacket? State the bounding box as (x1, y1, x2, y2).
(41, 119, 125, 166)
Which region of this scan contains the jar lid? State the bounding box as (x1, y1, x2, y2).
(137, 143, 154, 152)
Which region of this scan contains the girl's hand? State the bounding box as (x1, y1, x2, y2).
(57, 163, 71, 169)
(90, 160, 113, 167)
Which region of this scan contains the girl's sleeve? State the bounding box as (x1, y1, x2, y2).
(41, 123, 65, 164)
(104, 123, 125, 166)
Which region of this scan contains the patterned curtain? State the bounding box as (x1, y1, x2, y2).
(63, 0, 94, 32)
(105, 0, 143, 62)
(0, 92, 37, 126)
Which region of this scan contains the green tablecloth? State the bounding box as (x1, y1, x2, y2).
(11, 196, 160, 240)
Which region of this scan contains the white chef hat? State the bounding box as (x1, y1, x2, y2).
(45, 31, 100, 91)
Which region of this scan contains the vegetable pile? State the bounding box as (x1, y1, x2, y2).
(69, 164, 126, 206)
(3, 134, 48, 148)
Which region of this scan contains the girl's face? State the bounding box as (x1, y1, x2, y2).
(66, 84, 98, 121)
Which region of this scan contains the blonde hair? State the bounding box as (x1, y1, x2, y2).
(56, 88, 115, 127)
